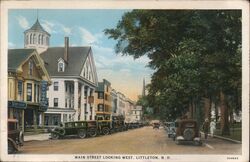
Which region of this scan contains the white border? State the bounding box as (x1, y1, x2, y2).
(0, 0, 249, 162)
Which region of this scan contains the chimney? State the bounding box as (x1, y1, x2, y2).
(64, 37, 69, 62)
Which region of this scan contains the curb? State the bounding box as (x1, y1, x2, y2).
(200, 132, 241, 144)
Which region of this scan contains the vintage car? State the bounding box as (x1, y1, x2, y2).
(8, 119, 24, 154)
(173, 119, 202, 145)
(112, 115, 127, 132)
(164, 122, 176, 138)
(51, 121, 98, 139)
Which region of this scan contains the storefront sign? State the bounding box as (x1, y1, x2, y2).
(40, 80, 48, 111)
(8, 101, 27, 109)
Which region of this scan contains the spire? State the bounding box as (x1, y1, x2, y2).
(142, 78, 146, 96)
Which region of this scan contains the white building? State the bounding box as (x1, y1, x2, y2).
(111, 89, 118, 116)
(117, 92, 126, 117)
(130, 105, 143, 122)
(24, 19, 98, 126)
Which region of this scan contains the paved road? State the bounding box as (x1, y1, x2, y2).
(20, 126, 241, 154)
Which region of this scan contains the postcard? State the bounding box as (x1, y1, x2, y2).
(0, 0, 249, 162)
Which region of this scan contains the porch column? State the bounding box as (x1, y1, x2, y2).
(33, 109, 37, 130)
(81, 84, 85, 120)
(90, 88, 95, 120)
(22, 110, 24, 132)
(74, 80, 79, 121)
(86, 86, 90, 120)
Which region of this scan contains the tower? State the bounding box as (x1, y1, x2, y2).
(24, 19, 50, 54)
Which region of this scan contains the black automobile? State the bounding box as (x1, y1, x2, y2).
(8, 119, 24, 154)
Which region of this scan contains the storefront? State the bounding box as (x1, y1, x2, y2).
(8, 100, 27, 132)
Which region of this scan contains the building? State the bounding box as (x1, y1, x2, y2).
(130, 105, 143, 122)
(94, 79, 112, 119)
(24, 19, 50, 54)
(24, 19, 98, 126)
(116, 92, 126, 117)
(8, 49, 51, 132)
(111, 88, 118, 116)
(124, 98, 136, 123)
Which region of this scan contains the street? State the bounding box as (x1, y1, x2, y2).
(20, 126, 241, 154)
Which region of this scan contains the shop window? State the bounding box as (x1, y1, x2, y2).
(27, 83, 32, 102)
(54, 98, 58, 107)
(54, 82, 59, 91)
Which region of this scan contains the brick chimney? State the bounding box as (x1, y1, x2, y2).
(64, 37, 69, 62)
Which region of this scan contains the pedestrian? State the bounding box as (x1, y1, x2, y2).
(210, 119, 216, 137)
(202, 118, 209, 141)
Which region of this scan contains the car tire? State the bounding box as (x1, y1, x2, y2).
(78, 129, 87, 139)
(8, 141, 16, 154)
(175, 140, 180, 145)
(102, 127, 110, 135)
(194, 140, 202, 146)
(183, 128, 195, 141)
(88, 128, 97, 137)
(51, 133, 59, 139)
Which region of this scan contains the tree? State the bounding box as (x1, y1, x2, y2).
(105, 10, 241, 135)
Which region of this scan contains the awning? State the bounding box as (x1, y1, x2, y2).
(8, 100, 27, 109)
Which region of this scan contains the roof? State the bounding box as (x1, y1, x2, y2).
(40, 47, 91, 77)
(25, 19, 50, 36)
(8, 49, 36, 71)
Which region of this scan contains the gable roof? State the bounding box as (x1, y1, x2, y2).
(8, 49, 36, 72)
(40, 47, 91, 77)
(24, 19, 50, 36)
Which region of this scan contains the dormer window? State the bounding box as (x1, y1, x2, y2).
(58, 58, 65, 72)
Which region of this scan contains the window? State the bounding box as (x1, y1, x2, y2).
(29, 60, 33, 76)
(54, 98, 58, 107)
(98, 92, 104, 99)
(65, 83, 68, 92)
(27, 83, 32, 101)
(106, 85, 108, 92)
(30, 34, 32, 44)
(58, 62, 64, 72)
(33, 34, 36, 44)
(63, 114, 67, 122)
(98, 104, 104, 112)
(54, 82, 59, 91)
(65, 98, 67, 108)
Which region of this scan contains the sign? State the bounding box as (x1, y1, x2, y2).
(8, 101, 27, 109)
(40, 80, 48, 111)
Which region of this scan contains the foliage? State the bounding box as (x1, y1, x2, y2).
(105, 10, 241, 135)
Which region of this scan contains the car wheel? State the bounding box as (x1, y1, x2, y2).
(175, 140, 180, 145)
(8, 141, 16, 154)
(102, 127, 110, 135)
(194, 140, 202, 146)
(78, 129, 87, 139)
(51, 133, 59, 139)
(88, 128, 97, 137)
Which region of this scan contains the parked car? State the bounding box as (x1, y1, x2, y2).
(51, 121, 93, 139)
(8, 119, 24, 154)
(173, 119, 202, 145)
(165, 122, 176, 138)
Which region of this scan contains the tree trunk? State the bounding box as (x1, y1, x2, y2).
(219, 91, 230, 135)
(204, 97, 211, 121)
(188, 102, 193, 119)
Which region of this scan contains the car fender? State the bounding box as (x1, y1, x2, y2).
(8, 138, 18, 150)
(176, 136, 184, 140)
(19, 131, 24, 145)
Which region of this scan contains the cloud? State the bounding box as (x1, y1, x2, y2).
(41, 19, 72, 35)
(8, 42, 16, 48)
(16, 16, 29, 29)
(79, 27, 98, 45)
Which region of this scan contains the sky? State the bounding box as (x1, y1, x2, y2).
(8, 9, 154, 101)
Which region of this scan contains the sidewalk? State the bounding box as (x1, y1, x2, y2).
(24, 133, 50, 142)
(200, 132, 241, 144)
